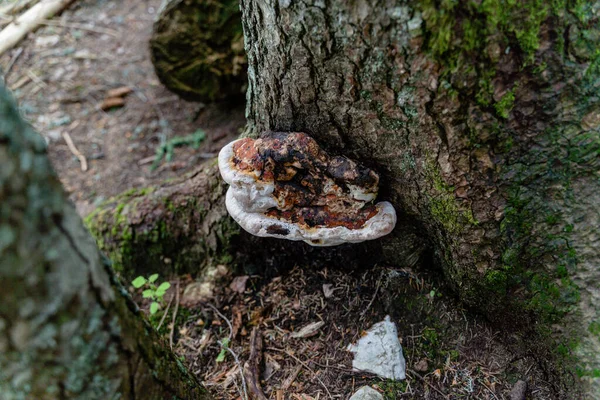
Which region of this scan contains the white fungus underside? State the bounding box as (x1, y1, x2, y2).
(218, 138, 397, 246)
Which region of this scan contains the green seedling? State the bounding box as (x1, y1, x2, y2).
(132, 273, 171, 315)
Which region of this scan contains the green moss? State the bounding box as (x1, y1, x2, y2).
(377, 380, 409, 399)
(425, 159, 478, 234)
(494, 89, 515, 119)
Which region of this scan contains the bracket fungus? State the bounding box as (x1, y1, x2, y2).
(218, 132, 396, 246)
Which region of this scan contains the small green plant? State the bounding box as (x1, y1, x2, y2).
(215, 337, 230, 363)
(151, 129, 206, 170)
(132, 274, 171, 314)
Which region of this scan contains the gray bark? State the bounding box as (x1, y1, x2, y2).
(239, 0, 600, 396)
(0, 85, 209, 399)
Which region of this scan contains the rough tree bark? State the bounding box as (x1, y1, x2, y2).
(238, 0, 599, 396)
(0, 86, 209, 399)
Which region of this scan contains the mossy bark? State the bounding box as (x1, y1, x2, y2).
(0, 86, 209, 399)
(239, 0, 600, 396)
(150, 0, 247, 102)
(84, 163, 237, 282)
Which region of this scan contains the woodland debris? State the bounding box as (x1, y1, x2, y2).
(322, 283, 335, 298)
(0, 0, 39, 16)
(349, 386, 384, 400)
(0, 0, 76, 56)
(413, 358, 429, 372)
(62, 130, 88, 172)
(347, 315, 406, 380)
(242, 328, 268, 400)
(229, 275, 249, 294)
(290, 321, 325, 339)
(107, 86, 133, 98)
(281, 364, 302, 391)
(100, 96, 125, 111)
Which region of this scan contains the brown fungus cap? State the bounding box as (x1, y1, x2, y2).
(218, 132, 396, 246)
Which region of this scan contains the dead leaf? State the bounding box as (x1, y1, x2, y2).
(181, 281, 214, 306)
(100, 97, 125, 110)
(282, 364, 302, 390)
(107, 86, 133, 98)
(229, 275, 249, 293)
(290, 321, 325, 339)
(322, 283, 335, 298)
(231, 304, 243, 338)
(414, 358, 428, 372)
(263, 353, 281, 381)
(292, 394, 316, 400)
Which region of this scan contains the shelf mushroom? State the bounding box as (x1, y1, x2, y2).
(218, 132, 396, 246)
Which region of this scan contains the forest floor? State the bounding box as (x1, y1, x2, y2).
(0, 0, 556, 399)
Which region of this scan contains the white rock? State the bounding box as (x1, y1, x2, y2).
(347, 315, 406, 380)
(349, 386, 384, 400)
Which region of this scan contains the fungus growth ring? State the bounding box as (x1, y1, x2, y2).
(218, 132, 397, 246)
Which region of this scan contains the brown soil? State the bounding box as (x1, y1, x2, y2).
(1, 1, 556, 399)
(0, 0, 245, 216)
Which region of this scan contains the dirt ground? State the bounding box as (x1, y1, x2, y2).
(0, 0, 245, 216)
(0, 0, 558, 399)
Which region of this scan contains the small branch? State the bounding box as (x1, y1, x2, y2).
(62, 131, 88, 172)
(205, 302, 233, 342)
(156, 294, 174, 331)
(243, 328, 268, 400)
(0, 0, 76, 57)
(169, 279, 180, 351)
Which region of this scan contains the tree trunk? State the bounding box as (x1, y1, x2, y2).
(150, 0, 247, 102)
(239, 0, 600, 396)
(0, 86, 209, 399)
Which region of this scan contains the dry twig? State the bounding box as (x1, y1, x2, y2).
(169, 279, 180, 350)
(62, 131, 88, 172)
(156, 293, 174, 331)
(0, 0, 76, 56)
(243, 328, 268, 400)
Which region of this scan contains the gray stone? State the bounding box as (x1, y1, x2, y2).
(349, 386, 384, 400)
(347, 315, 406, 380)
(509, 380, 527, 400)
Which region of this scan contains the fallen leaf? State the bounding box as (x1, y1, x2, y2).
(107, 86, 133, 98)
(414, 358, 428, 372)
(263, 353, 282, 381)
(100, 97, 125, 110)
(282, 364, 302, 390)
(322, 283, 335, 298)
(292, 394, 316, 400)
(229, 275, 249, 293)
(181, 281, 214, 305)
(231, 304, 243, 338)
(290, 321, 325, 338)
